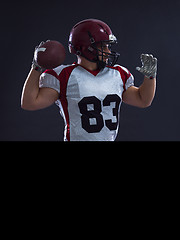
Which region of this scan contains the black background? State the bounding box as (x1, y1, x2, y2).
(1, 0, 180, 141)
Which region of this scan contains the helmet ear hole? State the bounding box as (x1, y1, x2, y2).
(76, 50, 81, 56)
(69, 42, 82, 56)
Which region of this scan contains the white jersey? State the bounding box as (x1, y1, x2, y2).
(39, 63, 134, 141)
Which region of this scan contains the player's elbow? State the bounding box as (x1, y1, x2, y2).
(140, 100, 153, 108)
(21, 103, 35, 111)
(21, 99, 38, 111)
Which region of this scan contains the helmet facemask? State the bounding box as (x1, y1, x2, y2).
(91, 41, 120, 69)
(86, 32, 120, 69)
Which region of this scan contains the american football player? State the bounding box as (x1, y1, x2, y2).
(21, 19, 157, 141)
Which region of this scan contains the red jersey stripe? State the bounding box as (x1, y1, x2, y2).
(58, 64, 78, 141)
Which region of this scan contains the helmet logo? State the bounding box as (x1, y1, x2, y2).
(109, 34, 117, 42)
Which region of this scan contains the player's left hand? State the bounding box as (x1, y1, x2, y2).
(136, 54, 157, 79)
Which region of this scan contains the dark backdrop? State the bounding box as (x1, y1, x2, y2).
(1, 0, 180, 141)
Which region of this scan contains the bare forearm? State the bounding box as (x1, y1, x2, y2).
(139, 77, 156, 107)
(21, 68, 41, 109)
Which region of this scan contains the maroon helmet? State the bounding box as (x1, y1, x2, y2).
(68, 19, 120, 68)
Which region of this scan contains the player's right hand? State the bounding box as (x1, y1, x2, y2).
(32, 41, 49, 72)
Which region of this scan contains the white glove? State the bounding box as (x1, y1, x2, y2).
(136, 54, 157, 79)
(32, 40, 50, 72)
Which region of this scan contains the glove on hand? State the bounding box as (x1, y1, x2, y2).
(32, 40, 50, 72)
(136, 54, 157, 79)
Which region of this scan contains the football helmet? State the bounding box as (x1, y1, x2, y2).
(68, 19, 120, 68)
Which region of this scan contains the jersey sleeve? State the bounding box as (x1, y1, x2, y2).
(39, 69, 60, 93)
(114, 64, 134, 91)
(121, 66, 134, 90)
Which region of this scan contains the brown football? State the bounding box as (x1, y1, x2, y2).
(35, 40, 66, 69)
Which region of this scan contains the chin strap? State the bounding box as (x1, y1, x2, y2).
(91, 41, 120, 68)
(97, 60, 106, 70)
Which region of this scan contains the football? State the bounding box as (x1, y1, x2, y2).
(35, 40, 66, 69)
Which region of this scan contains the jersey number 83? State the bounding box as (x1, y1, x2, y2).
(78, 94, 121, 133)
